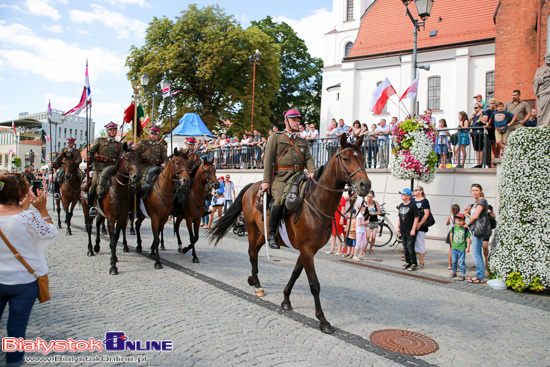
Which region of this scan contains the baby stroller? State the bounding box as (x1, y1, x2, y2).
(232, 213, 247, 236)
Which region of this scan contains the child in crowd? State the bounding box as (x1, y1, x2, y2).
(449, 213, 471, 281)
(436, 119, 451, 168)
(356, 205, 368, 258)
(445, 204, 460, 270)
(397, 188, 420, 271)
(343, 209, 359, 260)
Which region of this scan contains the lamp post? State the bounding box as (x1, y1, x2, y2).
(249, 49, 261, 133)
(140, 73, 154, 126)
(402, 0, 434, 116)
(160, 78, 173, 150)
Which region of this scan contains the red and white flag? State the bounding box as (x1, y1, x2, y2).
(45, 135, 51, 143)
(369, 78, 397, 115)
(400, 76, 419, 102)
(63, 61, 92, 116)
(11, 121, 17, 135)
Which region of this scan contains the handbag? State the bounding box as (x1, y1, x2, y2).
(0, 229, 50, 303)
(472, 206, 492, 238)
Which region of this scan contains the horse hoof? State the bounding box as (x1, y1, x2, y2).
(281, 302, 293, 311)
(87, 251, 94, 257)
(130, 229, 135, 235)
(123, 247, 129, 253)
(94, 245, 100, 253)
(58, 224, 62, 229)
(192, 257, 200, 263)
(177, 248, 183, 253)
(154, 263, 163, 269)
(136, 247, 142, 254)
(161, 245, 166, 251)
(109, 267, 118, 275)
(66, 230, 72, 236)
(247, 276, 254, 286)
(255, 288, 265, 297)
(320, 323, 334, 334)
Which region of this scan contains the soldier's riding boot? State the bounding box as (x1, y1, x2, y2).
(53, 182, 60, 200)
(268, 204, 283, 249)
(88, 191, 98, 217)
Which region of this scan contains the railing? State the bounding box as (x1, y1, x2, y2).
(197, 128, 494, 170)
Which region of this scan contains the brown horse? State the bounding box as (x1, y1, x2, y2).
(82, 144, 141, 274)
(136, 150, 191, 269)
(173, 159, 219, 263)
(210, 134, 370, 333)
(55, 156, 81, 235)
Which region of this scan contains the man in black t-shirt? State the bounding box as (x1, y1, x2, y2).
(397, 188, 420, 271)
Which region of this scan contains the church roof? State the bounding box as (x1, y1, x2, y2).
(347, 0, 499, 60)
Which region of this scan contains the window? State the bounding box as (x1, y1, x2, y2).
(80, 130, 83, 139)
(346, 0, 354, 21)
(64, 128, 67, 137)
(485, 71, 494, 102)
(344, 42, 353, 58)
(427, 76, 441, 110)
(376, 81, 388, 114)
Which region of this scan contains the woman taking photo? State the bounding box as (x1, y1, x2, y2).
(454, 111, 470, 168)
(0, 173, 57, 366)
(348, 120, 362, 144)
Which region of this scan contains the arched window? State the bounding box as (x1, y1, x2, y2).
(427, 76, 441, 110)
(486, 71, 495, 102)
(344, 42, 353, 58)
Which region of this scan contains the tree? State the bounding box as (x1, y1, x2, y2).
(126, 5, 280, 137)
(251, 16, 323, 128)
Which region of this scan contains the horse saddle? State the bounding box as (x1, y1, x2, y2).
(282, 172, 307, 214)
(140, 166, 162, 198)
(97, 166, 117, 199)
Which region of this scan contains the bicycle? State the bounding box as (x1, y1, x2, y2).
(372, 203, 401, 248)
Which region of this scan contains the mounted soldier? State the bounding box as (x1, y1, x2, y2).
(87, 122, 123, 216)
(51, 137, 82, 199)
(136, 125, 167, 194)
(261, 109, 316, 249)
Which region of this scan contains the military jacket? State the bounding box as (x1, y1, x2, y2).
(87, 137, 123, 171)
(136, 139, 167, 166)
(24, 171, 36, 185)
(53, 147, 82, 168)
(263, 131, 316, 184)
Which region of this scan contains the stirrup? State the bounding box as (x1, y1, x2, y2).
(268, 235, 280, 249)
(53, 193, 60, 200)
(89, 207, 98, 217)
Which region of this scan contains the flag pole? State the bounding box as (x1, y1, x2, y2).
(132, 85, 139, 215)
(387, 96, 410, 117)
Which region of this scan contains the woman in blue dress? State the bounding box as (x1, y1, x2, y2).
(454, 111, 470, 168)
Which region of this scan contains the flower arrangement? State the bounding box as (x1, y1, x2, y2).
(489, 127, 550, 292)
(390, 117, 438, 183)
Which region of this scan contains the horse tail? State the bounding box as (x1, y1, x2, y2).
(209, 183, 253, 246)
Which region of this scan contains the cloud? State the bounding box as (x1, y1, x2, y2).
(69, 4, 146, 39)
(43, 24, 63, 33)
(273, 8, 334, 58)
(0, 23, 126, 84)
(77, 29, 91, 36)
(103, 0, 150, 8)
(25, 0, 60, 21)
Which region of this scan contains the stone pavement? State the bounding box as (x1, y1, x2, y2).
(1, 209, 549, 366)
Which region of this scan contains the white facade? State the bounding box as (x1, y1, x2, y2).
(18, 110, 95, 157)
(320, 1, 496, 134)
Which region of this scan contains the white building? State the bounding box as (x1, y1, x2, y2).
(320, 0, 498, 133)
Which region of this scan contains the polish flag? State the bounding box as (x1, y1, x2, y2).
(11, 121, 17, 135)
(400, 76, 419, 102)
(369, 78, 397, 115)
(45, 135, 51, 142)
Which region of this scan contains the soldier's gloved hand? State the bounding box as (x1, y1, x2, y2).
(308, 173, 314, 180)
(260, 182, 270, 193)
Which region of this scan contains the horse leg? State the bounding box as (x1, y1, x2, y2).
(135, 216, 145, 254)
(175, 217, 184, 253)
(181, 218, 192, 254)
(65, 201, 74, 236)
(122, 225, 129, 253)
(101, 221, 107, 235)
(151, 220, 164, 269)
(86, 213, 94, 257)
(160, 229, 166, 251)
(247, 228, 265, 297)
(129, 212, 135, 235)
(301, 254, 334, 334)
(94, 217, 103, 253)
(56, 199, 62, 229)
(281, 255, 304, 311)
(190, 219, 201, 263)
(109, 221, 123, 275)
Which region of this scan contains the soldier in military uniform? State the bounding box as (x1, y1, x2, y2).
(261, 109, 316, 249)
(136, 125, 167, 193)
(87, 122, 123, 215)
(50, 137, 82, 199)
(23, 165, 36, 186)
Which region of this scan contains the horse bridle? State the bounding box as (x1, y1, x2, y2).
(114, 151, 139, 187)
(161, 156, 189, 184)
(310, 147, 367, 195)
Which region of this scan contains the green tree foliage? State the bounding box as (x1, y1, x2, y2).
(126, 5, 280, 137)
(251, 16, 323, 128)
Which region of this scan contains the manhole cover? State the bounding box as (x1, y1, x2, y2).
(369, 329, 439, 356)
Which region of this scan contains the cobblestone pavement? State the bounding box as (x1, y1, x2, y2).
(1, 209, 549, 366)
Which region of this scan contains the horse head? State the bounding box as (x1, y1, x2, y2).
(171, 148, 192, 190)
(120, 142, 141, 184)
(335, 134, 371, 197)
(199, 158, 219, 191)
(62, 155, 77, 181)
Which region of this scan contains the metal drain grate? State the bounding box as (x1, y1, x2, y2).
(370, 329, 439, 356)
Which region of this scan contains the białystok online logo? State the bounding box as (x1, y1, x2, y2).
(2, 332, 173, 354)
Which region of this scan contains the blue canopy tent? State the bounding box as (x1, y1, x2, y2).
(165, 113, 217, 152)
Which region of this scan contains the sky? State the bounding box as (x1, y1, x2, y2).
(0, 0, 334, 136)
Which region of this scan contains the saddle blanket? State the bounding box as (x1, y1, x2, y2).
(140, 199, 150, 219)
(278, 219, 295, 250)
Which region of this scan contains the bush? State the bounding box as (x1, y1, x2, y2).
(489, 127, 550, 292)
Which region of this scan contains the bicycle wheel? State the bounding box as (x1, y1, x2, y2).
(373, 222, 393, 247)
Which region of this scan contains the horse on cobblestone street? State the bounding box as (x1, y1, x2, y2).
(210, 134, 370, 334)
(82, 144, 141, 275)
(173, 159, 219, 263)
(55, 156, 81, 235)
(136, 150, 191, 269)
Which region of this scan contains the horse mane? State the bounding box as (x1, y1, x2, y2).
(313, 164, 326, 181)
(190, 164, 200, 179)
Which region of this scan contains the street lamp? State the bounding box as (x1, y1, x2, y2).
(249, 49, 261, 133)
(140, 73, 156, 129)
(160, 78, 173, 150)
(402, 0, 434, 115)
